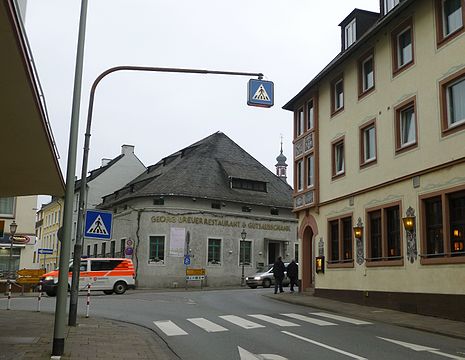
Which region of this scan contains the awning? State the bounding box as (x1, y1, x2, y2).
(0, 0, 64, 197)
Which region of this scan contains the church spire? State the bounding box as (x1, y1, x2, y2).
(275, 135, 288, 183)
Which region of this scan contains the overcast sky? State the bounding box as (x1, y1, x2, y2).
(25, 0, 379, 202)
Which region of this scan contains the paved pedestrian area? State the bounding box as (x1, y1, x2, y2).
(0, 310, 178, 360)
(265, 291, 465, 340)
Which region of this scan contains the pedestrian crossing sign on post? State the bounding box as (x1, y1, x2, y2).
(84, 210, 113, 240)
(247, 79, 274, 108)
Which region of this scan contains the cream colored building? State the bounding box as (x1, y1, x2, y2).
(284, 0, 465, 320)
(0, 196, 39, 276)
(35, 197, 63, 272)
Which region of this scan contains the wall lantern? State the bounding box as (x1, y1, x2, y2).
(315, 256, 325, 274)
(402, 209, 416, 232)
(353, 218, 363, 239)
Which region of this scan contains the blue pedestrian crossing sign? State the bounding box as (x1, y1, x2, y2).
(184, 255, 191, 266)
(247, 79, 274, 108)
(84, 210, 113, 240)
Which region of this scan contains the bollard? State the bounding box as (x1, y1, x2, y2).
(7, 280, 11, 310)
(37, 282, 42, 312)
(85, 283, 91, 318)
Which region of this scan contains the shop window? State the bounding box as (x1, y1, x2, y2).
(421, 188, 465, 264)
(149, 236, 165, 264)
(328, 216, 353, 268)
(366, 203, 403, 266)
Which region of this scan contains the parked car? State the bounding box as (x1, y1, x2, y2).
(41, 258, 135, 296)
(246, 263, 292, 289)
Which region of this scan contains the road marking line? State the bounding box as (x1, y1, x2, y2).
(428, 350, 465, 359)
(378, 337, 465, 359)
(248, 314, 300, 327)
(153, 320, 188, 336)
(281, 313, 337, 326)
(187, 318, 228, 333)
(310, 312, 372, 325)
(219, 315, 265, 329)
(282, 331, 367, 360)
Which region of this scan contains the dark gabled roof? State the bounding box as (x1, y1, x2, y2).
(283, 0, 415, 111)
(74, 154, 123, 191)
(101, 132, 293, 209)
(338, 8, 380, 27)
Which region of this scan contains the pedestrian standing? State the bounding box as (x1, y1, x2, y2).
(286, 259, 298, 292)
(273, 256, 285, 294)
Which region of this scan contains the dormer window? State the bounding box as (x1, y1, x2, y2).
(345, 19, 357, 49)
(384, 0, 400, 14)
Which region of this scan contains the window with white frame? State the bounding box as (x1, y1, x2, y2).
(307, 100, 314, 131)
(345, 19, 357, 49)
(447, 77, 465, 127)
(149, 236, 165, 263)
(306, 155, 314, 188)
(296, 160, 304, 191)
(397, 101, 417, 150)
(333, 78, 344, 112)
(239, 240, 252, 266)
(362, 123, 376, 164)
(208, 238, 222, 265)
(384, 0, 400, 14)
(442, 0, 463, 37)
(0, 197, 15, 217)
(362, 55, 374, 92)
(397, 27, 413, 68)
(296, 108, 304, 137)
(440, 70, 465, 135)
(333, 139, 345, 177)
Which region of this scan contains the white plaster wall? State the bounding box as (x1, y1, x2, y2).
(108, 196, 298, 288)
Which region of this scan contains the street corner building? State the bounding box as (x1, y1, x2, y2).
(284, 0, 465, 321)
(98, 132, 298, 288)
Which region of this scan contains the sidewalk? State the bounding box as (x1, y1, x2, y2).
(0, 310, 178, 360)
(264, 291, 465, 340)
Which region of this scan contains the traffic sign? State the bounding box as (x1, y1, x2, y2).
(247, 79, 274, 108)
(38, 248, 53, 255)
(125, 247, 133, 256)
(84, 210, 113, 240)
(183, 255, 191, 266)
(186, 275, 205, 281)
(17, 269, 45, 277)
(186, 268, 205, 276)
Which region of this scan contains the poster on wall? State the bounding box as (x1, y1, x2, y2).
(169, 227, 185, 257)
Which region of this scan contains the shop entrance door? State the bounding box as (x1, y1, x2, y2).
(268, 242, 280, 265)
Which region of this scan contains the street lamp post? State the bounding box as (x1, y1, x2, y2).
(7, 221, 18, 280)
(240, 228, 247, 287)
(68, 65, 265, 326)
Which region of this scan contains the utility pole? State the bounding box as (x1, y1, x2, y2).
(52, 0, 88, 356)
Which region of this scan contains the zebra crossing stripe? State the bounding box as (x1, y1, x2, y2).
(219, 315, 265, 329)
(310, 312, 372, 325)
(248, 314, 300, 327)
(153, 320, 188, 336)
(281, 313, 337, 326)
(187, 318, 228, 333)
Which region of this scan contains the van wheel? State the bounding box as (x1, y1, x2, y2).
(113, 281, 127, 295)
(103, 290, 114, 295)
(262, 279, 271, 288)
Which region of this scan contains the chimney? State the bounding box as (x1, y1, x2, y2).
(121, 144, 135, 156)
(101, 158, 111, 167)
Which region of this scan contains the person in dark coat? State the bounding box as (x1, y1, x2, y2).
(272, 256, 285, 294)
(286, 259, 298, 292)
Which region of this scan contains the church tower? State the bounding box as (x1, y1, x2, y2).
(275, 137, 288, 183)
